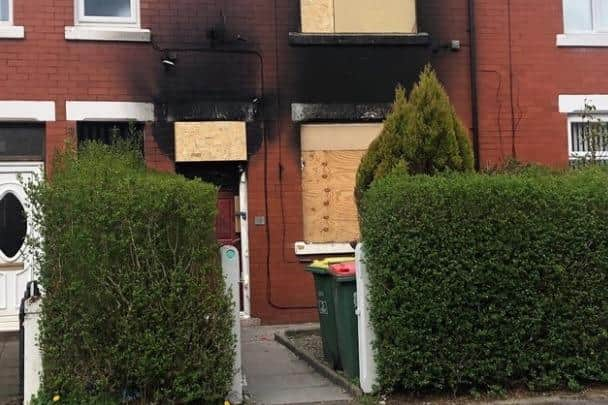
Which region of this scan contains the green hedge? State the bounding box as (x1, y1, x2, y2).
(28, 142, 234, 404)
(360, 168, 608, 394)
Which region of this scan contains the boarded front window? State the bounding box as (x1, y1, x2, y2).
(0, 124, 44, 161)
(0, 192, 27, 259)
(300, 124, 382, 243)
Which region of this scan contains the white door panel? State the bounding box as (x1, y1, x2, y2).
(0, 162, 43, 332)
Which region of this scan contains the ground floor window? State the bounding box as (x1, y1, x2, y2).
(77, 121, 144, 149)
(300, 123, 382, 244)
(0, 124, 44, 161)
(568, 115, 608, 160)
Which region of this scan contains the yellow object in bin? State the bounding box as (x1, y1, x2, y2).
(308, 257, 355, 273)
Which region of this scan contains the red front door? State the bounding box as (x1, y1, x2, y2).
(215, 190, 240, 246)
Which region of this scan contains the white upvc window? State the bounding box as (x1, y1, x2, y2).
(568, 114, 608, 160)
(0, 0, 12, 25)
(65, 0, 150, 42)
(563, 0, 608, 33)
(76, 0, 139, 27)
(0, 0, 24, 39)
(558, 0, 608, 46)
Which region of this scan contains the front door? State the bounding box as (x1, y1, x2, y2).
(0, 162, 42, 332)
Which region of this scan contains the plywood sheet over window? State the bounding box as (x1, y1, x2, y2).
(301, 124, 382, 243)
(175, 121, 247, 162)
(299, 0, 417, 34)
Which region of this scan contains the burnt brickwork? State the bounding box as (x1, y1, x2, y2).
(1, 0, 587, 323)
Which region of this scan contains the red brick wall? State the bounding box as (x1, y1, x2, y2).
(468, 0, 594, 168)
(5, 0, 587, 323)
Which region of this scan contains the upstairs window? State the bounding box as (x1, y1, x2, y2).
(76, 0, 139, 26)
(563, 0, 608, 33)
(300, 0, 417, 34)
(0, 0, 10, 24)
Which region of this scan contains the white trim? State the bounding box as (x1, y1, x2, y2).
(557, 33, 608, 47)
(64, 26, 150, 42)
(66, 101, 154, 121)
(0, 25, 23, 38)
(559, 95, 608, 113)
(0, 101, 55, 121)
(294, 241, 355, 256)
(239, 171, 251, 317)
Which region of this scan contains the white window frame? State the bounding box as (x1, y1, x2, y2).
(0, 0, 13, 26)
(558, 0, 608, 46)
(567, 114, 608, 160)
(75, 0, 140, 27)
(0, 0, 24, 39)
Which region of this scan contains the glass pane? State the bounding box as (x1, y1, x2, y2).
(0, 193, 27, 259)
(595, 0, 608, 30)
(84, 0, 131, 17)
(0, 0, 8, 22)
(0, 125, 44, 160)
(564, 0, 593, 32)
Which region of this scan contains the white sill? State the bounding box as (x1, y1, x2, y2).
(294, 241, 355, 256)
(0, 25, 25, 39)
(65, 26, 151, 42)
(557, 33, 608, 47)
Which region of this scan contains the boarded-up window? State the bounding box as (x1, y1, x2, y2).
(301, 124, 382, 243)
(300, 0, 418, 34)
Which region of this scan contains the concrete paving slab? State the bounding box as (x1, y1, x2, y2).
(242, 324, 352, 405)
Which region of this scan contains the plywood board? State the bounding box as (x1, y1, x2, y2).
(175, 121, 247, 162)
(300, 0, 335, 33)
(301, 150, 366, 243)
(333, 0, 417, 34)
(301, 124, 382, 151)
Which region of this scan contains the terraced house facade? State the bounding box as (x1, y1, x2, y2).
(0, 0, 605, 326)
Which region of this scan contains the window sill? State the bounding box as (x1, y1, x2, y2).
(289, 32, 430, 46)
(0, 25, 25, 39)
(65, 26, 151, 42)
(294, 242, 355, 256)
(557, 33, 608, 47)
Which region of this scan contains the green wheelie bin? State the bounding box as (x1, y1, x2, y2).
(329, 262, 360, 379)
(306, 257, 354, 370)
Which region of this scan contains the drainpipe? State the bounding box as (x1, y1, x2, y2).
(468, 0, 481, 170)
(239, 170, 251, 318)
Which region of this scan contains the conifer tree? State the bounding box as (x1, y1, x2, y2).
(355, 65, 474, 203)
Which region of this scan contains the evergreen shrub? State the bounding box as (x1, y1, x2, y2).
(360, 167, 608, 394)
(28, 141, 234, 404)
(356, 65, 474, 203)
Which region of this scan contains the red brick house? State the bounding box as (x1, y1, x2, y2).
(0, 0, 603, 328)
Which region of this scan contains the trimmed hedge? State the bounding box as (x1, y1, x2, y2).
(28, 141, 234, 404)
(360, 168, 608, 394)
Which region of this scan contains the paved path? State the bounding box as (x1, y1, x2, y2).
(241, 324, 352, 405)
(0, 332, 19, 404)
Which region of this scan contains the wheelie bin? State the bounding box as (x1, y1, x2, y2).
(306, 257, 354, 369)
(329, 261, 360, 379)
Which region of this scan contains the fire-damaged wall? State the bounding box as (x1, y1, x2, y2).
(1, 0, 477, 323)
